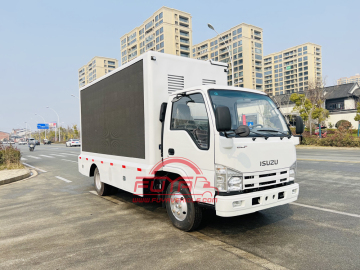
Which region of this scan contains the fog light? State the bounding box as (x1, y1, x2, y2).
(292, 189, 297, 194)
(232, 200, 243, 208)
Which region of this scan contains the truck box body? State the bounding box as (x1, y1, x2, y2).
(79, 52, 227, 194)
(79, 51, 301, 230)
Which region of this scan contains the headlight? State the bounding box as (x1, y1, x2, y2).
(215, 164, 243, 193)
(289, 161, 296, 181)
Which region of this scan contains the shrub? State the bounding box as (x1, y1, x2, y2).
(0, 145, 22, 169)
(299, 126, 360, 147)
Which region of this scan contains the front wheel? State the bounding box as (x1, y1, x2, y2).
(94, 167, 114, 196)
(165, 180, 202, 231)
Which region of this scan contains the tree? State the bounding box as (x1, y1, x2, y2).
(291, 79, 329, 134)
(355, 102, 360, 137)
(290, 93, 313, 132)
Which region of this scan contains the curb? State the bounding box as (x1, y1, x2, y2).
(0, 169, 31, 186)
(0, 169, 38, 186)
(296, 145, 360, 150)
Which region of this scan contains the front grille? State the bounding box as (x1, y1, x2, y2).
(242, 168, 293, 194)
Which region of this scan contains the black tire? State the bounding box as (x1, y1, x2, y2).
(165, 180, 202, 231)
(94, 167, 114, 196)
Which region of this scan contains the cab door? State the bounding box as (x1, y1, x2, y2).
(162, 92, 215, 202)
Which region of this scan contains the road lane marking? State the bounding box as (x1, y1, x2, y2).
(21, 158, 27, 161)
(298, 158, 360, 164)
(55, 176, 72, 183)
(291, 202, 360, 218)
(27, 155, 41, 159)
(22, 163, 47, 173)
(61, 159, 77, 163)
(88, 190, 288, 270)
(50, 154, 66, 157)
(39, 155, 54, 158)
(61, 153, 79, 156)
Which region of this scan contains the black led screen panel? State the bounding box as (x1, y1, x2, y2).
(81, 60, 145, 158)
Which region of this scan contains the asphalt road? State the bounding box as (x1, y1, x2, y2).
(1, 145, 359, 270)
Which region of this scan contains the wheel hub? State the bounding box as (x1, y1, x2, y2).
(95, 170, 101, 190)
(170, 192, 187, 221)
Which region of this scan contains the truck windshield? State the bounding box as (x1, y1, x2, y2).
(208, 90, 290, 137)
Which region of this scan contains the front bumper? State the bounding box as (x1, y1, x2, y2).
(215, 183, 299, 217)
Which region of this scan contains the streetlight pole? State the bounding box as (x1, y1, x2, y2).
(208, 23, 233, 86)
(25, 122, 27, 141)
(35, 113, 47, 140)
(46, 106, 60, 142)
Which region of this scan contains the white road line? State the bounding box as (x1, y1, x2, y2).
(55, 176, 72, 183)
(297, 158, 360, 164)
(22, 163, 47, 173)
(39, 155, 54, 158)
(50, 154, 66, 157)
(27, 155, 41, 159)
(61, 159, 78, 163)
(291, 202, 360, 218)
(21, 157, 27, 161)
(61, 153, 78, 156)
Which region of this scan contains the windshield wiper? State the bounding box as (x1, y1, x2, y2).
(256, 129, 291, 138)
(249, 131, 271, 140)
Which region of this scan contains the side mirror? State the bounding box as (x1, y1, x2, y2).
(235, 125, 250, 137)
(159, 102, 167, 122)
(295, 116, 304, 134)
(215, 106, 232, 132)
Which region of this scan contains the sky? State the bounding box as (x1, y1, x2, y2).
(1, 0, 359, 133)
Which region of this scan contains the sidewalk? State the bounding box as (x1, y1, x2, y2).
(0, 168, 31, 185)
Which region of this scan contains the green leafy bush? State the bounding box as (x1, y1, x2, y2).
(299, 126, 360, 147)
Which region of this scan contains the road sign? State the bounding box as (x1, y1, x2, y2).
(48, 122, 57, 128)
(37, 123, 49, 129)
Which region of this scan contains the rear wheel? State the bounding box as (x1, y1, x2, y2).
(165, 180, 202, 231)
(94, 167, 114, 196)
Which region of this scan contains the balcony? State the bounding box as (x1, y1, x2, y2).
(180, 38, 189, 44)
(179, 17, 189, 23)
(180, 31, 189, 37)
(180, 46, 189, 51)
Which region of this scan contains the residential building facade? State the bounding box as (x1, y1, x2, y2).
(0, 131, 10, 142)
(272, 83, 360, 128)
(192, 23, 263, 90)
(337, 74, 360, 85)
(120, 7, 192, 65)
(263, 43, 322, 96)
(78, 56, 118, 88)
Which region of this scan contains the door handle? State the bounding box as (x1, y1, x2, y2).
(168, 148, 175, 155)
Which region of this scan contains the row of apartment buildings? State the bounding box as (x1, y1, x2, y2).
(79, 6, 358, 98)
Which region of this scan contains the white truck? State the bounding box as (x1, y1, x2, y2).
(79, 51, 304, 231)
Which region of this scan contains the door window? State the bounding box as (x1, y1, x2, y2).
(170, 93, 209, 150)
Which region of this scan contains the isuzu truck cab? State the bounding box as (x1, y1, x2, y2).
(79, 52, 304, 231)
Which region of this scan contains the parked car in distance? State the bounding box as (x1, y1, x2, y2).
(18, 141, 27, 145)
(66, 139, 81, 147)
(43, 139, 52, 145)
(35, 140, 40, 145)
(2, 141, 15, 145)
